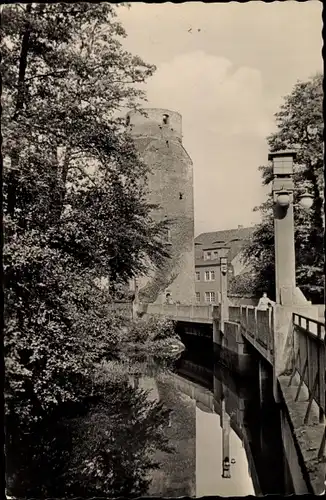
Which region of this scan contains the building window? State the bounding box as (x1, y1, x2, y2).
(204, 251, 212, 261)
(163, 114, 170, 125)
(213, 251, 219, 259)
(204, 270, 215, 281)
(195, 271, 200, 281)
(196, 292, 200, 302)
(205, 292, 216, 303)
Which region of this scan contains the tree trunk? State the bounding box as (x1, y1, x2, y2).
(7, 4, 32, 218)
(48, 145, 72, 225)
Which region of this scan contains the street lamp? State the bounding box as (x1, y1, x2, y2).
(269, 150, 314, 305)
(220, 256, 228, 276)
(218, 247, 230, 334)
(275, 189, 291, 208)
(275, 188, 314, 210)
(298, 191, 314, 210)
(222, 457, 231, 479)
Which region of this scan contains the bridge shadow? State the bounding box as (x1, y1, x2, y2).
(173, 337, 295, 496)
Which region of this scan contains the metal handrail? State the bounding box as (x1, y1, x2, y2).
(288, 313, 325, 461)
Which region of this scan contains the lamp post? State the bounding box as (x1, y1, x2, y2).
(219, 247, 230, 346)
(269, 150, 314, 305)
(220, 395, 236, 479)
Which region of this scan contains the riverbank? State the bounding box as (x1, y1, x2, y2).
(5, 313, 184, 499)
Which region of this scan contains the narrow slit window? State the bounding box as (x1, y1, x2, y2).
(162, 114, 170, 125)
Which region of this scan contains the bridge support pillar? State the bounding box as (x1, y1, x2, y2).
(213, 318, 224, 361)
(258, 359, 269, 407)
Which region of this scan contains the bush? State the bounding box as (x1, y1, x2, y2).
(127, 317, 176, 344)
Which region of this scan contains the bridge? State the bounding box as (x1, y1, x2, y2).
(136, 300, 325, 495)
(127, 150, 326, 493)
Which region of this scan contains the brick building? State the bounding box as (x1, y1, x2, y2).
(194, 226, 254, 304)
(127, 108, 195, 304)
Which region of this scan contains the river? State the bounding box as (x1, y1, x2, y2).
(133, 333, 296, 497)
(6, 332, 297, 497)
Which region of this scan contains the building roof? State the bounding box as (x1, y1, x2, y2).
(195, 226, 254, 263)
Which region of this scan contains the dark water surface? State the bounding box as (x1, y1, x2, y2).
(6, 334, 297, 498)
(136, 334, 296, 497)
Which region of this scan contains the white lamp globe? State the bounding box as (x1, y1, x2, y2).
(277, 192, 290, 207)
(299, 192, 314, 210)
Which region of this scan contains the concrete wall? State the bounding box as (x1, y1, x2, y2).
(213, 319, 252, 376)
(128, 108, 195, 305)
(279, 404, 310, 494)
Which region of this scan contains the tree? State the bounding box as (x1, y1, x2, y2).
(2, 2, 169, 427)
(243, 73, 324, 303)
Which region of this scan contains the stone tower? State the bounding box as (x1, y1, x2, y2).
(127, 108, 195, 304)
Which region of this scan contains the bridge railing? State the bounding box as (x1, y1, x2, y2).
(228, 305, 273, 354)
(144, 303, 214, 322)
(288, 313, 325, 460)
(289, 314, 325, 421)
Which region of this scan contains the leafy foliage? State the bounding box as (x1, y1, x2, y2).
(243, 74, 324, 303)
(3, 3, 173, 496)
(128, 317, 177, 343)
(228, 272, 258, 297)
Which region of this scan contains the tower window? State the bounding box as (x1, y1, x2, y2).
(162, 114, 170, 125)
(126, 115, 130, 126)
(179, 192, 183, 200)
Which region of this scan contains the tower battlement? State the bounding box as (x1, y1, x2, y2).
(127, 108, 182, 142)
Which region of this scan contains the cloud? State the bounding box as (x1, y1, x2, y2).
(117, 2, 322, 234)
(146, 51, 271, 137)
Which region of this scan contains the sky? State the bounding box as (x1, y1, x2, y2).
(117, 1, 322, 236)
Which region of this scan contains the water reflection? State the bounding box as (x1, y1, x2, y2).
(131, 355, 255, 496)
(133, 337, 295, 497)
(6, 343, 295, 498)
(196, 407, 255, 496)
(130, 366, 196, 497)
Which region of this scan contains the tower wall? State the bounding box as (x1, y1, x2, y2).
(128, 108, 195, 304)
